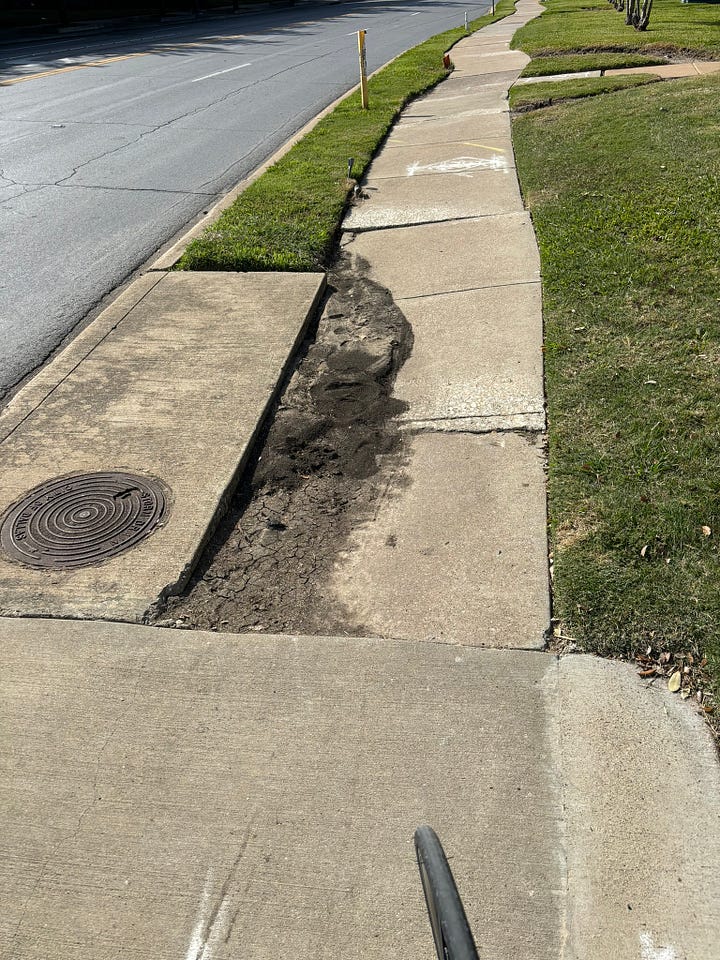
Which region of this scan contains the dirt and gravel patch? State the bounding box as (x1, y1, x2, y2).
(153, 252, 413, 635)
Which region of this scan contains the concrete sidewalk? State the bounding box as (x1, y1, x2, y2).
(335, 1, 547, 647)
(1, 2, 719, 958)
(513, 60, 720, 86)
(0, 272, 324, 621)
(2, 618, 719, 960)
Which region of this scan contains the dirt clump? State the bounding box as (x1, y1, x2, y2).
(154, 252, 413, 635)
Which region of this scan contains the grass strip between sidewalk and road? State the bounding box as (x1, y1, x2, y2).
(178, 0, 516, 272)
(512, 72, 720, 718)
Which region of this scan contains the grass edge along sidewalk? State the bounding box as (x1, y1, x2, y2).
(177, 0, 517, 272)
(511, 5, 720, 731)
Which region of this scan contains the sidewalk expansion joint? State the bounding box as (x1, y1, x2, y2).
(342, 213, 505, 234)
(364, 632, 553, 654)
(403, 418, 545, 437)
(396, 278, 541, 302)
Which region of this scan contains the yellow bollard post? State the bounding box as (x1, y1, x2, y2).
(357, 29, 369, 110)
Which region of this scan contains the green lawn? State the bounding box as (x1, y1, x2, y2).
(179, 0, 516, 272)
(512, 73, 720, 713)
(520, 51, 668, 77)
(512, 0, 720, 58)
(509, 73, 656, 111)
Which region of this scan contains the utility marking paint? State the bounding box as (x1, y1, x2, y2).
(407, 155, 509, 177)
(461, 141, 505, 151)
(192, 62, 252, 82)
(639, 932, 678, 960)
(186, 870, 214, 960)
(185, 869, 233, 960)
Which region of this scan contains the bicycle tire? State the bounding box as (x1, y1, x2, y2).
(414, 825, 480, 960)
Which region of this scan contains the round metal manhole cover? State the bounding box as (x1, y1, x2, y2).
(0, 471, 169, 570)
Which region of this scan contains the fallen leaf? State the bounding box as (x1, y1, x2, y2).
(640, 544, 648, 558)
(702, 525, 712, 537)
(639, 668, 656, 678)
(681, 689, 691, 700)
(668, 671, 682, 693)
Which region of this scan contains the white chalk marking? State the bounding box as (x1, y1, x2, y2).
(185, 867, 235, 960)
(186, 870, 214, 960)
(640, 932, 678, 960)
(192, 62, 252, 82)
(407, 155, 509, 177)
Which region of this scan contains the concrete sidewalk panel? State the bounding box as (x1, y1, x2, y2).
(330, 431, 550, 648)
(364, 141, 515, 179)
(384, 134, 511, 155)
(389, 112, 512, 145)
(604, 64, 695, 78)
(693, 61, 720, 74)
(432, 73, 516, 98)
(391, 283, 545, 425)
(556, 655, 720, 960)
(344, 171, 523, 229)
(513, 71, 602, 85)
(0, 618, 563, 960)
(451, 54, 528, 78)
(0, 273, 164, 444)
(349, 214, 541, 299)
(0, 272, 325, 622)
(404, 89, 509, 118)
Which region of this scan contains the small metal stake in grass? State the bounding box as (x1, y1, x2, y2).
(464, 11, 468, 31)
(357, 30, 369, 109)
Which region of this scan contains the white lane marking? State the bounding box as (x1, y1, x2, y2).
(191, 62, 252, 82)
(640, 932, 678, 960)
(407, 155, 509, 177)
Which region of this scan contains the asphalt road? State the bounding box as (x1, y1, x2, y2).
(0, 0, 491, 400)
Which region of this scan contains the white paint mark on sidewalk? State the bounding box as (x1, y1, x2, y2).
(640, 932, 678, 960)
(407, 155, 509, 177)
(185, 869, 234, 960)
(186, 870, 214, 960)
(192, 62, 252, 82)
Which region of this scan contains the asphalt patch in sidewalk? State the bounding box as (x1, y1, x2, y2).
(155, 254, 414, 635)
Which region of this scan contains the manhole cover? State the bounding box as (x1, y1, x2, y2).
(0, 471, 168, 570)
